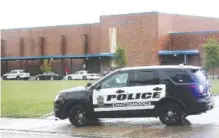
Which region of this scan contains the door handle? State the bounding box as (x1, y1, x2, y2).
(153, 87, 162, 91)
(116, 90, 125, 94)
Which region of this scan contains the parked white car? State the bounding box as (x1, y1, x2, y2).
(2, 69, 30, 80)
(65, 70, 100, 80)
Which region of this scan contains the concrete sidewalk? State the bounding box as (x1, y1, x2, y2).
(1, 118, 71, 134)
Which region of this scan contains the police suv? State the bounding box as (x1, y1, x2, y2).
(54, 65, 215, 127)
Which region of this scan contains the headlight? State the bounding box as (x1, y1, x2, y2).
(54, 93, 66, 101)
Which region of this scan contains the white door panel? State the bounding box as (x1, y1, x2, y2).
(93, 87, 128, 112)
(126, 84, 166, 110)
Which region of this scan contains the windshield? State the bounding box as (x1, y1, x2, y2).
(190, 69, 207, 82)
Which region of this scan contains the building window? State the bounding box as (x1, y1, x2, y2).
(1, 39, 5, 57)
(39, 37, 46, 56)
(60, 35, 67, 55)
(19, 38, 24, 56)
(83, 34, 88, 54)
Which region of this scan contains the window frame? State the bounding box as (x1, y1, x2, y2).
(90, 70, 132, 90)
(164, 69, 195, 84)
(100, 71, 130, 89)
(127, 69, 161, 87)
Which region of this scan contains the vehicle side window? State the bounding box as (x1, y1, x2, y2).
(165, 70, 194, 83)
(11, 71, 17, 73)
(128, 71, 160, 86)
(101, 72, 129, 89)
(80, 72, 83, 74)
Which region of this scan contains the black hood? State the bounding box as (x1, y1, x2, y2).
(59, 86, 88, 94)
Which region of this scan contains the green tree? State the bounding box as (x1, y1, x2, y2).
(113, 45, 127, 68)
(40, 59, 52, 73)
(203, 37, 219, 79)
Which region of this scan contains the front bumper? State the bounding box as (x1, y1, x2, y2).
(54, 100, 67, 119)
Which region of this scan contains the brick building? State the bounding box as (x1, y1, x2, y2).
(1, 11, 219, 75)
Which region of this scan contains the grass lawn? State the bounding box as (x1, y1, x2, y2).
(210, 79, 219, 95)
(1, 79, 219, 118)
(1, 80, 91, 118)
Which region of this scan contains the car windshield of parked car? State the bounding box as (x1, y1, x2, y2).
(48, 72, 56, 75)
(10, 71, 17, 73)
(19, 70, 25, 73)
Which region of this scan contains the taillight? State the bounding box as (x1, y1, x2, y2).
(190, 84, 205, 97)
(198, 85, 204, 94)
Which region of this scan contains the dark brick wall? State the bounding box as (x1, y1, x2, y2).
(1, 23, 101, 74)
(157, 13, 172, 50)
(100, 12, 159, 67)
(170, 32, 219, 74)
(1, 12, 219, 75)
(172, 15, 219, 32)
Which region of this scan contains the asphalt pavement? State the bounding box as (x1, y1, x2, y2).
(1, 96, 219, 138)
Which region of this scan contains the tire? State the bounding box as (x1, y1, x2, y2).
(68, 76, 72, 80)
(68, 104, 89, 127)
(16, 76, 20, 80)
(3, 76, 7, 80)
(159, 102, 184, 126)
(83, 76, 87, 80)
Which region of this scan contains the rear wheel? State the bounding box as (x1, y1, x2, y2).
(16, 76, 20, 80)
(68, 76, 72, 80)
(159, 102, 184, 126)
(3, 76, 7, 80)
(69, 105, 89, 127)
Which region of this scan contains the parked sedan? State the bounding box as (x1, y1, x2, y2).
(35, 72, 63, 80)
(65, 70, 100, 80)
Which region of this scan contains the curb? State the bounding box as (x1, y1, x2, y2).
(40, 112, 54, 119)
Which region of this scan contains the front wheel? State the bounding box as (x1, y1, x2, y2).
(83, 76, 87, 80)
(159, 102, 184, 126)
(69, 105, 89, 127)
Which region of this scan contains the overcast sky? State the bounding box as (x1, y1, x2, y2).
(0, 0, 219, 29)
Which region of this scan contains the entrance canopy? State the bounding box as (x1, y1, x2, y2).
(158, 50, 199, 55)
(0, 53, 113, 61)
(158, 50, 199, 65)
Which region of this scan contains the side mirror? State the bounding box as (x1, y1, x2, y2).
(86, 82, 92, 87)
(95, 84, 101, 90)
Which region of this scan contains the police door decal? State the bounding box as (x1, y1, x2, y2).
(93, 84, 166, 112)
(125, 84, 166, 110)
(93, 87, 128, 112)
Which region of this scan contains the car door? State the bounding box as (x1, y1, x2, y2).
(92, 71, 130, 112)
(79, 71, 84, 79)
(7, 71, 17, 79)
(74, 71, 80, 79)
(126, 70, 166, 111)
